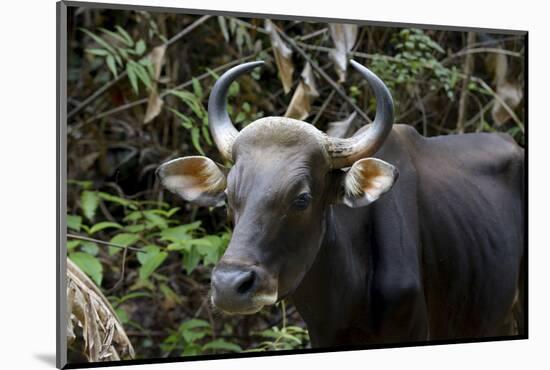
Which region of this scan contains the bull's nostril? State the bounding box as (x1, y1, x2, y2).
(236, 271, 256, 295)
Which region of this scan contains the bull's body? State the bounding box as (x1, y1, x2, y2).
(158, 60, 525, 348)
(292, 124, 525, 346)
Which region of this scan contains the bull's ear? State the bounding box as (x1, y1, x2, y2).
(156, 156, 227, 207)
(338, 158, 398, 208)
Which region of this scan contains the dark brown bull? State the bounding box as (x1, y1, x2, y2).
(157, 60, 525, 346)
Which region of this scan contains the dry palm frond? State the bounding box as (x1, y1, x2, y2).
(265, 19, 295, 94)
(67, 258, 135, 362)
(284, 62, 319, 120)
(144, 45, 166, 124)
(329, 23, 358, 82)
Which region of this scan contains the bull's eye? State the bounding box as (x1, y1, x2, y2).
(292, 192, 312, 211)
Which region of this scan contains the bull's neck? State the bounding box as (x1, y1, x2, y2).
(290, 205, 373, 346)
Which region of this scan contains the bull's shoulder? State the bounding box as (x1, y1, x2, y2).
(388, 127, 523, 174)
(429, 132, 522, 173)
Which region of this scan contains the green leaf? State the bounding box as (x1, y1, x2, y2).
(127, 63, 139, 94)
(182, 245, 201, 274)
(67, 215, 82, 231)
(80, 191, 99, 221)
(116, 25, 134, 47)
(143, 211, 168, 230)
(80, 28, 116, 54)
(139, 57, 154, 76)
(115, 307, 129, 324)
(168, 108, 194, 129)
(89, 221, 122, 235)
(192, 78, 203, 99)
(201, 124, 212, 146)
(167, 238, 212, 252)
(196, 235, 223, 266)
(113, 53, 123, 67)
(217, 16, 230, 42)
(118, 48, 129, 60)
(116, 291, 152, 305)
(135, 39, 146, 55)
(166, 242, 189, 252)
(168, 90, 205, 118)
(191, 127, 204, 155)
(106, 54, 118, 78)
(179, 318, 210, 331)
(109, 233, 140, 255)
(125, 224, 146, 233)
(139, 251, 168, 280)
(202, 339, 242, 352)
(80, 241, 99, 256)
(123, 211, 143, 222)
(98, 192, 137, 209)
(99, 27, 128, 45)
(164, 207, 180, 218)
(110, 233, 140, 246)
(179, 319, 211, 343)
(85, 48, 109, 56)
(137, 245, 161, 265)
(159, 283, 183, 305)
(228, 81, 240, 97)
(160, 222, 201, 242)
(69, 252, 103, 286)
(67, 179, 93, 189)
(67, 240, 80, 250)
(130, 61, 152, 89)
(182, 344, 201, 356)
(205, 68, 220, 81)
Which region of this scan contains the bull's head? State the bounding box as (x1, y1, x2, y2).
(157, 60, 398, 314)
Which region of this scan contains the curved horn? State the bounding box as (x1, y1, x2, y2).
(208, 61, 265, 160)
(327, 60, 394, 168)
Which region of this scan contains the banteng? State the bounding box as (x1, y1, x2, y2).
(157, 60, 525, 346)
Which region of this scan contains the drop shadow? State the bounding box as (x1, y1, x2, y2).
(34, 353, 57, 367)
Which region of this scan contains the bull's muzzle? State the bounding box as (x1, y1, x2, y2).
(211, 263, 277, 314)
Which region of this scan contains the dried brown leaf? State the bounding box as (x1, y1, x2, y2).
(487, 52, 523, 126)
(79, 152, 100, 172)
(491, 81, 523, 126)
(67, 259, 135, 362)
(301, 62, 319, 98)
(284, 82, 310, 120)
(144, 90, 164, 124)
(284, 63, 319, 120)
(265, 19, 294, 94)
(488, 52, 508, 86)
(149, 45, 166, 80)
(329, 23, 358, 82)
(143, 45, 166, 124)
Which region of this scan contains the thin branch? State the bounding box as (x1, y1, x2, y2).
(311, 90, 335, 126)
(277, 29, 372, 126)
(68, 74, 126, 120)
(471, 76, 524, 133)
(67, 233, 146, 253)
(76, 50, 270, 126)
(454, 47, 522, 58)
(164, 15, 211, 47)
(465, 100, 494, 132)
(296, 42, 399, 64)
(233, 17, 329, 42)
(414, 89, 428, 136)
(469, 35, 524, 49)
(68, 15, 212, 120)
(105, 245, 128, 294)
